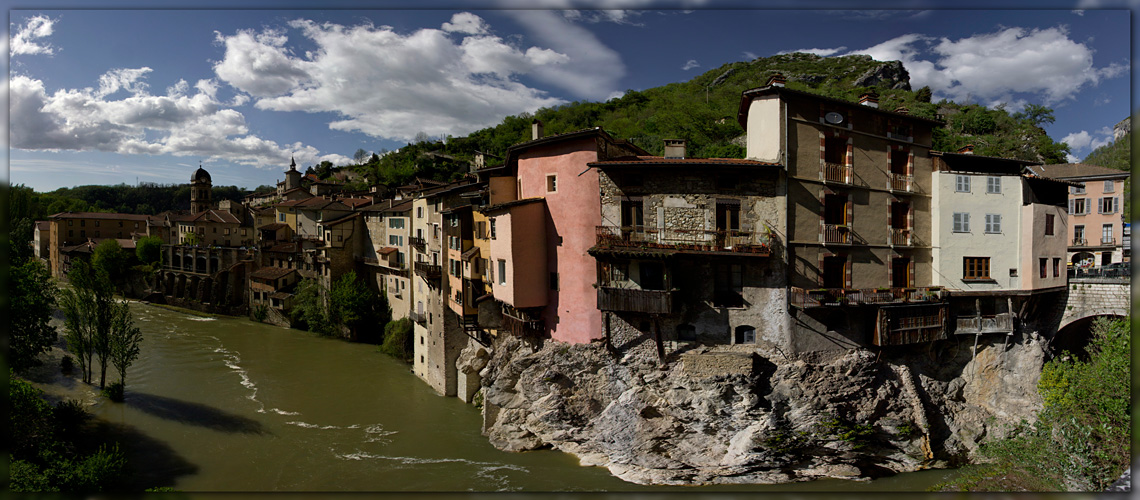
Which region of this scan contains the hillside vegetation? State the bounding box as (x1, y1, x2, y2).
(355, 53, 1073, 187)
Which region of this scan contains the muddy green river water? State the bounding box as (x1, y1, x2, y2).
(27, 302, 960, 491)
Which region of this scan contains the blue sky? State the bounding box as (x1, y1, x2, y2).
(5, 1, 1134, 193)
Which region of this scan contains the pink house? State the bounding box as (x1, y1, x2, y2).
(497, 125, 648, 344)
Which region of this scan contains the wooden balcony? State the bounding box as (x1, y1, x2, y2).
(414, 262, 442, 282)
(821, 161, 853, 185)
(593, 226, 773, 256)
(790, 286, 943, 308)
(889, 227, 912, 247)
(888, 173, 914, 193)
(597, 287, 675, 314)
(358, 256, 409, 277)
(821, 224, 851, 245)
(873, 304, 947, 346)
(954, 312, 1014, 335)
(501, 312, 544, 338)
(409, 236, 426, 252)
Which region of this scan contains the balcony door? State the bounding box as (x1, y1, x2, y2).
(892, 257, 912, 288)
(715, 201, 740, 247)
(639, 261, 665, 291)
(822, 255, 847, 289)
(620, 199, 643, 241)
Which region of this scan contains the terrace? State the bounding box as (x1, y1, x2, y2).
(593, 225, 773, 256)
(789, 286, 943, 308)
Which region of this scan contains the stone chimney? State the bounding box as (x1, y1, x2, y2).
(958, 144, 975, 154)
(664, 139, 686, 159)
(859, 91, 879, 108)
(767, 73, 786, 87)
(531, 119, 544, 140)
(894, 106, 909, 115)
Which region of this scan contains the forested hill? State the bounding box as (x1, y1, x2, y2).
(360, 52, 1073, 187)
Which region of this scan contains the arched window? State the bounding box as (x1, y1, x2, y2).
(735, 325, 756, 344)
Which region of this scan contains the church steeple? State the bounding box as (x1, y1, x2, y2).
(284, 155, 302, 191)
(190, 162, 212, 213)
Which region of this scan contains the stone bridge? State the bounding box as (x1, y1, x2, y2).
(1051, 277, 1131, 355)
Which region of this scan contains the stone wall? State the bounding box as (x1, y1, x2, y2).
(1061, 280, 1131, 328)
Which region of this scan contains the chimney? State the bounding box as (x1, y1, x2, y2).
(958, 144, 975, 154)
(767, 73, 786, 87)
(894, 106, 909, 115)
(531, 119, 544, 140)
(664, 139, 686, 159)
(859, 91, 879, 108)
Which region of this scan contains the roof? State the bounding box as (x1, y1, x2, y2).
(250, 266, 298, 280)
(588, 155, 782, 168)
(339, 197, 374, 209)
(381, 199, 414, 213)
(258, 223, 289, 231)
(244, 190, 277, 199)
(378, 246, 398, 255)
(295, 198, 351, 211)
(279, 187, 314, 198)
(461, 246, 481, 260)
(49, 211, 152, 221)
(1027, 163, 1130, 180)
(266, 242, 299, 253)
(188, 209, 241, 224)
(322, 212, 361, 227)
(192, 166, 211, 183)
(274, 199, 308, 208)
(269, 292, 293, 300)
(737, 84, 944, 130)
(36, 220, 49, 231)
(504, 128, 650, 173)
(480, 197, 545, 213)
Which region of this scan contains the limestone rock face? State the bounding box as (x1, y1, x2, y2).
(480, 334, 1048, 485)
(852, 61, 912, 90)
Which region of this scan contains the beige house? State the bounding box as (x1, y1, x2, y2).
(175, 209, 249, 247)
(47, 212, 153, 278)
(1028, 163, 1129, 266)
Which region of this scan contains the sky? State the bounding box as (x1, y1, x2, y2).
(4, 1, 1135, 193)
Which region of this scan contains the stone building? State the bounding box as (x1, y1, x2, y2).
(587, 142, 788, 356)
(47, 212, 154, 278)
(190, 166, 213, 213)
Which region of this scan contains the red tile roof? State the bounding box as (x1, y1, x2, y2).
(588, 155, 781, 167)
(188, 209, 241, 224)
(1029, 163, 1130, 180)
(49, 211, 152, 221)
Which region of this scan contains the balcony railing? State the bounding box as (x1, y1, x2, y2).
(822, 161, 853, 184)
(597, 287, 675, 314)
(873, 305, 947, 346)
(889, 227, 912, 247)
(955, 313, 1014, 334)
(594, 226, 773, 255)
(888, 173, 914, 193)
(1101, 236, 1116, 246)
(501, 313, 544, 338)
(409, 311, 426, 325)
(821, 224, 851, 245)
(409, 236, 426, 252)
(414, 262, 442, 281)
(790, 286, 943, 308)
(1072, 237, 1088, 246)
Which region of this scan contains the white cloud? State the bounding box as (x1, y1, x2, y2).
(442, 12, 488, 35)
(742, 51, 758, 61)
(559, 9, 643, 25)
(11, 15, 57, 56)
(681, 59, 699, 71)
(1062, 129, 1112, 152)
(503, 10, 626, 101)
(1066, 153, 1081, 163)
(212, 17, 569, 143)
(848, 27, 1127, 106)
(777, 46, 848, 57)
(9, 72, 347, 168)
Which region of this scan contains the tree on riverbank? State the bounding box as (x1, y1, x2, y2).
(11, 259, 58, 373)
(934, 316, 1131, 492)
(59, 260, 143, 394)
(290, 273, 391, 342)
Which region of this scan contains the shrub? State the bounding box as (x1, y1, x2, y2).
(253, 305, 268, 323)
(379, 318, 414, 362)
(61, 355, 75, 374)
(102, 382, 125, 403)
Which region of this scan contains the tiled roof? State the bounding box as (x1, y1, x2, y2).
(378, 246, 398, 255)
(461, 246, 481, 260)
(321, 212, 361, 226)
(188, 209, 241, 224)
(339, 197, 374, 208)
(480, 197, 545, 213)
(258, 223, 290, 231)
(588, 155, 781, 167)
(49, 211, 151, 221)
(250, 266, 298, 280)
(382, 199, 414, 213)
(1028, 163, 1130, 180)
(36, 220, 49, 231)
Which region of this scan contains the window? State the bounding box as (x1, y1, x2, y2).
(963, 257, 991, 280)
(952, 212, 970, 232)
(389, 218, 405, 229)
(984, 214, 1001, 234)
(224, 228, 230, 235)
(1074, 225, 1085, 243)
(1104, 180, 1115, 193)
(955, 175, 971, 193)
(449, 216, 458, 228)
(1053, 258, 1060, 278)
(823, 136, 847, 165)
(986, 176, 1001, 194)
(1069, 198, 1088, 215)
(68, 220, 73, 226)
(280, 213, 286, 222)
(388, 235, 403, 246)
(734, 326, 756, 344)
(1102, 224, 1114, 244)
(1045, 214, 1055, 235)
(417, 206, 424, 218)
(68, 230, 73, 237)
(1071, 183, 1086, 195)
(450, 258, 460, 277)
(490, 219, 497, 240)
(1099, 197, 1119, 214)
(1040, 258, 1047, 279)
(497, 259, 506, 285)
(81, 220, 86, 227)
(94, 220, 100, 227)
(546, 174, 557, 192)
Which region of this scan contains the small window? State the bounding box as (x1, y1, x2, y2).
(1070, 198, 1088, 215)
(1071, 183, 1086, 195)
(984, 214, 1001, 234)
(1099, 197, 1118, 214)
(389, 218, 405, 229)
(1104, 180, 1114, 193)
(955, 175, 971, 193)
(94, 231, 100, 237)
(963, 257, 990, 280)
(498, 259, 507, 285)
(546, 174, 557, 192)
(1053, 258, 1060, 277)
(1039, 258, 1047, 278)
(735, 325, 756, 344)
(986, 176, 1001, 194)
(95, 220, 100, 227)
(280, 213, 286, 222)
(68, 220, 73, 226)
(417, 206, 424, 218)
(952, 212, 970, 232)
(1044, 214, 1055, 235)
(490, 219, 497, 240)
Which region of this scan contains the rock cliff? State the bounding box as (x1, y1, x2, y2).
(479, 332, 1047, 485)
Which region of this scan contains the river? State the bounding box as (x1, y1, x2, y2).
(25, 302, 961, 492)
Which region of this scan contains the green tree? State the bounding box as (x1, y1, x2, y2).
(329, 271, 391, 342)
(59, 261, 115, 387)
(289, 278, 331, 334)
(353, 148, 369, 165)
(92, 239, 129, 286)
(9, 217, 36, 265)
(135, 235, 164, 266)
(107, 299, 142, 400)
(11, 259, 58, 373)
(379, 318, 414, 361)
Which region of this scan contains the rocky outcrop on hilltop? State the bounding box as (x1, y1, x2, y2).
(479, 332, 1048, 485)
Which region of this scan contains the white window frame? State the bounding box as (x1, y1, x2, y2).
(955, 175, 971, 193)
(984, 214, 1001, 234)
(498, 259, 507, 285)
(986, 176, 1001, 194)
(952, 212, 970, 233)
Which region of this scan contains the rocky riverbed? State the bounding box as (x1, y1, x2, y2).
(475, 330, 1049, 485)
